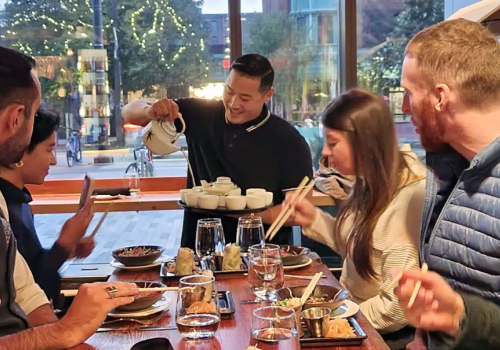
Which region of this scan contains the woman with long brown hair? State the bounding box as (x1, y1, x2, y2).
(288, 89, 425, 334)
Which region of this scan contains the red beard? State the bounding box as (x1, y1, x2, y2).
(415, 98, 446, 152)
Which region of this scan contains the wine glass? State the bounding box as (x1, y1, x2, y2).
(195, 218, 225, 260)
(247, 244, 284, 301)
(249, 306, 300, 350)
(124, 173, 140, 196)
(237, 216, 265, 256)
(176, 275, 220, 340)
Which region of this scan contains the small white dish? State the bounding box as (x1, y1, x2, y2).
(228, 188, 242, 196)
(217, 177, 232, 184)
(252, 192, 274, 206)
(218, 195, 226, 207)
(247, 188, 266, 195)
(246, 194, 266, 209)
(185, 192, 200, 207)
(109, 255, 170, 271)
(214, 182, 234, 190)
(180, 189, 193, 203)
(93, 195, 120, 201)
(283, 257, 313, 271)
(225, 195, 247, 210)
(108, 297, 172, 318)
(331, 300, 359, 319)
(198, 194, 219, 210)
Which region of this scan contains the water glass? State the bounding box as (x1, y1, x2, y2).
(247, 244, 284, 301)
(236, 216, 265, 255)
(196, 218, 225, 259)
(249, 306, 300, 350)
(176, 275, 220, 340)
(124, 173, 140, 196)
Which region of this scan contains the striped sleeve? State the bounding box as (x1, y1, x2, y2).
(359, 244, 419, 332)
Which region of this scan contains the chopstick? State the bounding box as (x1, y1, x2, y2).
(89, 204, 112, 239)
(265, 176, 309, 241)
(300, 272, 323, 305)
(267, 180, 315, 242)
(285, 274, 326, 280)
(61, 286, 179, 297)
(407, 263, 428, 309)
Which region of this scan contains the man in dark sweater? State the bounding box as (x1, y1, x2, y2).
(123, 54, 313, 249)
(0, 110, 95, 301)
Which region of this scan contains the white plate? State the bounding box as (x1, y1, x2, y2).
(283, 257, 312, 271)
(109, 255, 170, 271)
(331, 300, 359, 319)
(94, 195, 120, 201)
(108, 296, 172, 318)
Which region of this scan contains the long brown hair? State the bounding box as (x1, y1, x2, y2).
(322, 89, 413, 281)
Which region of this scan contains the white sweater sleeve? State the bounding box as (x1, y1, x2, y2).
(302, 208, 342, 254)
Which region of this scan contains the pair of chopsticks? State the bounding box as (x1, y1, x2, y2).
(89, 204, 112, 239)
(300, 272, 323, 305)
(387, 262, 429, 309)
(265, 176, 315, 242)
(61, 286, 179, 298)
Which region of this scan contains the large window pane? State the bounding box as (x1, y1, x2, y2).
(0, 0, 230, 179)
(356, 0, 444, 156)
(244, 0, 340, 170)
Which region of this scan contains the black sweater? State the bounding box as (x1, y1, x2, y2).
(0, 179, 69, 301)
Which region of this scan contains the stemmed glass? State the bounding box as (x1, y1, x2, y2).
(195, 218, 225, 260)
(249, 306, 300, 350)
(247, 244, 284, 301)
(236, 216, 265, 256)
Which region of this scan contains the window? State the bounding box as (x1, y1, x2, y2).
(356, 0, 444, 156)
(318, 14, 334, 44)
(297, 16, 307, 30)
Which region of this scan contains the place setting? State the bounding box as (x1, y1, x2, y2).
(110, 245, 172, 271)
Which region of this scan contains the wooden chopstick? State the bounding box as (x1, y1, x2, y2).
(300, 272, 323, 305)
(89, 204, 112, 238)
(265, 176, 309, 241)
(61, 286, 179, 297)
(407, 263, 428, 308)
(285, 274, 326, 280)
(268, 180, 315, 241)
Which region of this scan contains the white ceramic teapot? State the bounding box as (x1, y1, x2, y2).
(142, 114, 186, 156)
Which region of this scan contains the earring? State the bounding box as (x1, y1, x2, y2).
(15, 161, 24, 168)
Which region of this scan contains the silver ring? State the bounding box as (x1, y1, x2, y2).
(105, 286, 118, 299)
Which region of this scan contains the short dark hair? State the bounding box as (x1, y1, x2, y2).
(230, 54, 274, 93)
(0, 46, 37, 116)
(27, 109, 61, 153)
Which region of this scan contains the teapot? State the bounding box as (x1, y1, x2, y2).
(142, 114, 186, 156)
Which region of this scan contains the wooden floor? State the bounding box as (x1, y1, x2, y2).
(35, 210, 184, 263)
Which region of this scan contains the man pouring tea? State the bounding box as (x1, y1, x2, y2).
(122, 54, 313, 248)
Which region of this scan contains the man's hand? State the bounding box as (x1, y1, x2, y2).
(59, 282, 138, 347)
(57, 199, 94, 253)
(72, 237, 95, 259)
(145, 98, 180, 123)
(394, 269, 465, 337)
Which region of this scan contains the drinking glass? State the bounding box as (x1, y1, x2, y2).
(196, 218, 225, 259)
(249, 306, 300, 350)
(237, 216, 265, 256)
(124, 173, 140, 196)
(247, 244, 284, 301)
(176, 275, 220, 340)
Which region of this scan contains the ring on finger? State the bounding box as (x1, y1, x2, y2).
(105, 285, 118, 299)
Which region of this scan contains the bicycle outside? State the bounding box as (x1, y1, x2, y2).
(125, 145, 156, 177)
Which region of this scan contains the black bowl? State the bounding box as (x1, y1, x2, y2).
(131, 338, 173, 350)
(116, 281, 165, 312)
(272, 285, 349, 311)
(112, 245, 164, 266)
(280, 245, 311, 266)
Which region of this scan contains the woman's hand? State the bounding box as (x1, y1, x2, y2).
(285, 192, 317, 227)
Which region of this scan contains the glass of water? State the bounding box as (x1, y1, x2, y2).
(196, 218, 225, 259)
(124, 173, 140, 196)
(237, 216, 265, 256)
(249, 306, 300, 350)
(247, 244, 284, 301)
(176, 275, 220, 340)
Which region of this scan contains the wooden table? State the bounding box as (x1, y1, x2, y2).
(76, 256, 388, 350)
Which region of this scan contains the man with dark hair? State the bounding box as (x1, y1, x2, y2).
(0, 46, 139, 349)
(0, 109, 96, 301)
(123, 53, 313, 248)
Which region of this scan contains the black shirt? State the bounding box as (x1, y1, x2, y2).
(0, 179, 69, 301)
(175, 99, 313, 249)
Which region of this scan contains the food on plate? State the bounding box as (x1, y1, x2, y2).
(135, 290, 162, 299)
(186, 300, 217, 314)
(324, 318, 356, 338)
(272, 297, 302, 308)
(307, 295, 336, 304)
(222, 244, 242, 271)
(280, 247, 300, 257)
(176, 247, 195, 275)
(117, 246, 161, 257)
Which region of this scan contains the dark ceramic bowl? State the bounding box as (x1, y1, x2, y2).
(116, 281, 165, 312)
(272, 285, 349, 311)
(280, 245, 311, 266)
(131, 337, 173, 350)
(112, 245, 164, 266)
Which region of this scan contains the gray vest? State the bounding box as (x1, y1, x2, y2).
(421, 138, 500, 304)
(0, 208, 29, 336)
